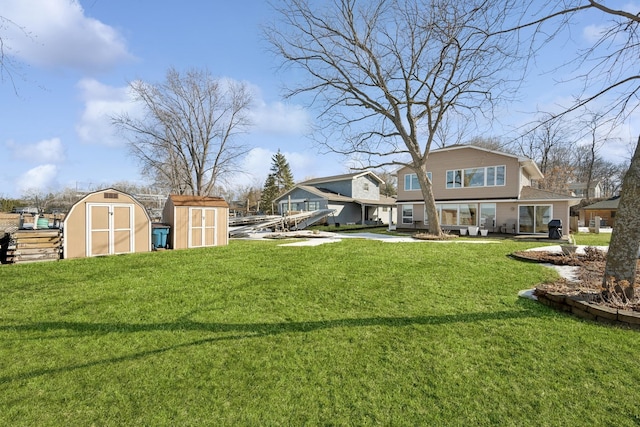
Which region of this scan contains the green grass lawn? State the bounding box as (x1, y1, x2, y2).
(1, 237, 639, 426)
(573, 231, 612, 246)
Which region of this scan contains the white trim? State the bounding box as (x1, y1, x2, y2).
(86, 203, 135, 257)
(517, 204, 553, 234)
(188, 207, 217, 248)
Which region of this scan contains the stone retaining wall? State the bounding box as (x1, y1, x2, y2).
(535, 289, 640, 329)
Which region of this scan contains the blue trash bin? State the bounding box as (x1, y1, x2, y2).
(152, 224, 170, 249)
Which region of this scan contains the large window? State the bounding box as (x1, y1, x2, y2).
(459, 204, 477, 225)
(519, 205, 552, 233)
(447, 165, 505, 189)
(402, 205, 414, 224)
(480, 203, 496, 230)
(487, 166, 505, 186)
(440, 204, 459, 226)
(464, 168, 485, 187)
(280, 200, 321, 212)
(404, 172, 431, 191)
(437, 203, 477, 226)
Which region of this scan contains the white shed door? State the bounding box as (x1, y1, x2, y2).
(87, 203, 134, 256)
(188, 207, 217, 248)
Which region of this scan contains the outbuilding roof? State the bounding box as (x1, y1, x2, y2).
(167, 194, 229, 208)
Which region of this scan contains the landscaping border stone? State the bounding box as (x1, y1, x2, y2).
(535, 288, 640, 329)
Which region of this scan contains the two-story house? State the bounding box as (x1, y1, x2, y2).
(395, 145, 580, 235)
(569, 181, 603, 200)
(275, 171, 397, 226)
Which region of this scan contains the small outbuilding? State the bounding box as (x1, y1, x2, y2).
(162, 195, 229, 250)
(63, 188, 152, 259)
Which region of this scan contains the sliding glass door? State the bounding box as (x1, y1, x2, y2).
(519, 205, 552, 234)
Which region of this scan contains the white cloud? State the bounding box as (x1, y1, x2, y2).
(3, 0, 132, 72)
(6, 137, 65, 163)
(250, 101, 312, 135)
(75, 78, 139, 146)
(582, 24, 606, 44)
(16, 164, 59, 194)
(227, 147, 348, 190)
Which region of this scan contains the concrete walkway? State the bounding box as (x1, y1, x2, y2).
(274, 231, 500, 247)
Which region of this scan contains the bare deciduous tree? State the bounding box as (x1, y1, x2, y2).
(113, 67, 253, 196)
(512, 1, 640, 296)
(267, 0, 522, 235)
(574, 110, 616, 201)
(0, 15, 28, 94)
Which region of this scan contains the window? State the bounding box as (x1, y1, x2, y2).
(363, 183, 369, 191)
(480, 203, 496, 230)
(402, 205, 414, 224)
(440, 204, 459, 225)
(459, 204, 477, 225)
(404, 172, 431, 191)
(447, 165, 505, 188)
(519, 205, 552, 233)
(486, 166, 506, 186)
(464, 168, 485, 187)
(446, 170, 462, 188)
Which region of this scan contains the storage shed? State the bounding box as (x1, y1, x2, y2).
(63, 188, 152, 259)
(162, 195, 229, 249)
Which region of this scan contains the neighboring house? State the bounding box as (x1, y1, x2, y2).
(569, 181, 603, 200)
(579, 196, 619, 228)
(395, 145, 580, 234)
(275, 171, 397, 225)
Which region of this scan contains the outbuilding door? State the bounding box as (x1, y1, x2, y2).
(87, 203, 135, 256)
(188, 207, 217, 248)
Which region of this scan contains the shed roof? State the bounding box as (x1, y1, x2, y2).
(168, 194, 229, 208)
(581, 197, 620, 210)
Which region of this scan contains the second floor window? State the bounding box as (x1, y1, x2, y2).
(404, 172, 431, 191)
(447, 166, 505, 189)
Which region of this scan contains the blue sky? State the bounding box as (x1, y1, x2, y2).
(1, 0, 637, 198)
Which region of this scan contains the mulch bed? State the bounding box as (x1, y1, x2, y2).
(513, 247, 640, 312)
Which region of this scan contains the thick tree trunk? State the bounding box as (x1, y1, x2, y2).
(603, 137, 640, 299)
(416, 169, 442, 236)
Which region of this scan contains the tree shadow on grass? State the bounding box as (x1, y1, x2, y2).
(0, 308, 551, 383)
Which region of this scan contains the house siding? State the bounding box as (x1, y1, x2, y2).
(278, 188, 329, 213)
(394, 146, 575, 234)
(313, 180, 353, 197)
(351, 175, 380, 200)
(397, 148, 523, 201)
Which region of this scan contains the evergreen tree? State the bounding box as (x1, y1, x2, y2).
(271, 150, 295, 192)
(260, 174, 280, 214)
(260, 150, 295, 214)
